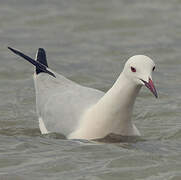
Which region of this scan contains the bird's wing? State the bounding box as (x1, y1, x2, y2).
(34, 72, 104, 136)
(8, 46, 104, 136)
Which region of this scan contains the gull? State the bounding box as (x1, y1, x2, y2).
(8, 47, 158, 140)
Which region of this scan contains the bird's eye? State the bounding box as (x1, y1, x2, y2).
(152, 66, 155, 71)
(131, 66, 136, 72)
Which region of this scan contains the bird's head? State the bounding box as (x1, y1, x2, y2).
(123, 55, 158, 98)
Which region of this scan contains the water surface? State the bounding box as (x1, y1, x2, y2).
(1, 0, 181, 179)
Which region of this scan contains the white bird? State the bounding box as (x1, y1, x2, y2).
(8, 47, 158, 140)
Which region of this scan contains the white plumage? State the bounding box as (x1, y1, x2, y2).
(8, 47, 158, 140)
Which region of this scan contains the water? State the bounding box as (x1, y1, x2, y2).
(0, 0, 181, 179)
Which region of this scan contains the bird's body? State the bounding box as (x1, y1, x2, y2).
(8, 47, 157, 140)
(34, 71, 103, 138)
(34, 71, 141, 139)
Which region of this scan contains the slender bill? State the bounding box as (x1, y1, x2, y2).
(141, 78, 158, 98)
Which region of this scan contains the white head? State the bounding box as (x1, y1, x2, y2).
(123, 55, 158, 98)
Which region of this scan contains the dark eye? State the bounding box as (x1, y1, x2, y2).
(131, 66, 136, 72)
(152, 66, 155, 71)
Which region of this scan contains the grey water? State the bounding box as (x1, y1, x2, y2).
(0, 0, 181, 179)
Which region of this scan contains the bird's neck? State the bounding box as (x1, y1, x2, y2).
(71, 73, 142, 139)
(98, 73, 141, 116)
(90, 73, 141, 136)
(108, 73, 141, 109)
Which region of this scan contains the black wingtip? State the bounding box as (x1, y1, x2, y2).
(36, 48, 48, 75)
(8, 46, 56, 78)
(38, 48, 45, 51)
(8, 46, 17, 54)
(37, 48, 46, 60)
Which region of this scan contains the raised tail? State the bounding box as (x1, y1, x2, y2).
(8, 47, 56, 78)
